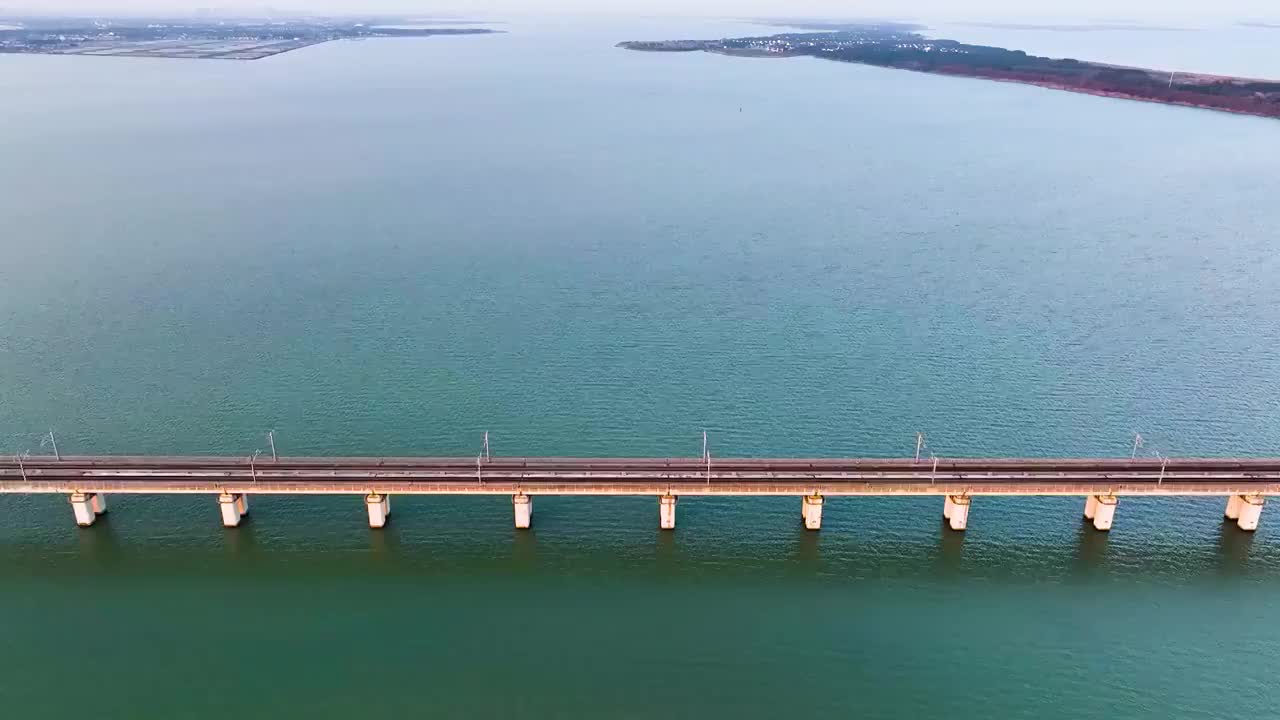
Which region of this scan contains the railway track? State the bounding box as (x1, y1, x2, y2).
(4, 456, 1280, 485)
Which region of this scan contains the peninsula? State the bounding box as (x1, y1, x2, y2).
(0, 16, 497, 60)
(619, 24, 1280, 120)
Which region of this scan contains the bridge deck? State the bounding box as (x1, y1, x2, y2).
(3, 456, 1279, 495)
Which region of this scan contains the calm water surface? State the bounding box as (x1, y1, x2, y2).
(1, 18, 1279, 719)
(933, 22, 1280, 78)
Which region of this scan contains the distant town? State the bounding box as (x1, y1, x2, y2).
(0, 16, 497, 60)
(620, 23, 1280, 120)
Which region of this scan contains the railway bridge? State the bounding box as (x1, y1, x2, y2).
(2, 455, 1278, 533)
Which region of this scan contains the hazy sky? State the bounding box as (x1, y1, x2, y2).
(3, 0, 1277, 24)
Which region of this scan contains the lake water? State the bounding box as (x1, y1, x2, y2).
(932, 21, 1280, 78)
(2, 17, 1279, 719)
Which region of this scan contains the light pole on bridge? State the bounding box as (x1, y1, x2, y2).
(703, 430, 711, 484)
(477, 431, 490, 486)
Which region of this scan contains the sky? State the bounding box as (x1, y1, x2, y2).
(1, 0, 1276, 24)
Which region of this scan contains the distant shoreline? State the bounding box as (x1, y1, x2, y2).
(919, 64, 1280, 120)
(619, 27, 1280, 120)
(0, 17, 498, 60)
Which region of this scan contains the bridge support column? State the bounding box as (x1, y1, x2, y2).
(1236, 495, 1264, 532)
(659, 494, 677, 530)
(69, 492, 105, 527)
(219, 493, 247, 527)
(1084, 495, 1117, 531)
(801, 495, 824, 530)
(1225, 495, 1243, 520)
(366, 493, 391, 529)
(943, 495, 969, 531)
(513, 493, 532, 529)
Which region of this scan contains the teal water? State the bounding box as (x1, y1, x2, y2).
(2, 18, 1280, 718)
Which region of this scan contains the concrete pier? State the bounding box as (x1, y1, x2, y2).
(68, 492, 106, 527)
(801, 494, 824, 530)
(1225, 494, 1243, 520)
(659, 494, 677, 530)
(1236, 495, 1264, 531)
(1084, 494, 1117, 531)
(943, 495, 970, 531)
(513, 493, 532, 529)
(366, 493, 391, 528)
(218, 493, 248, 527)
